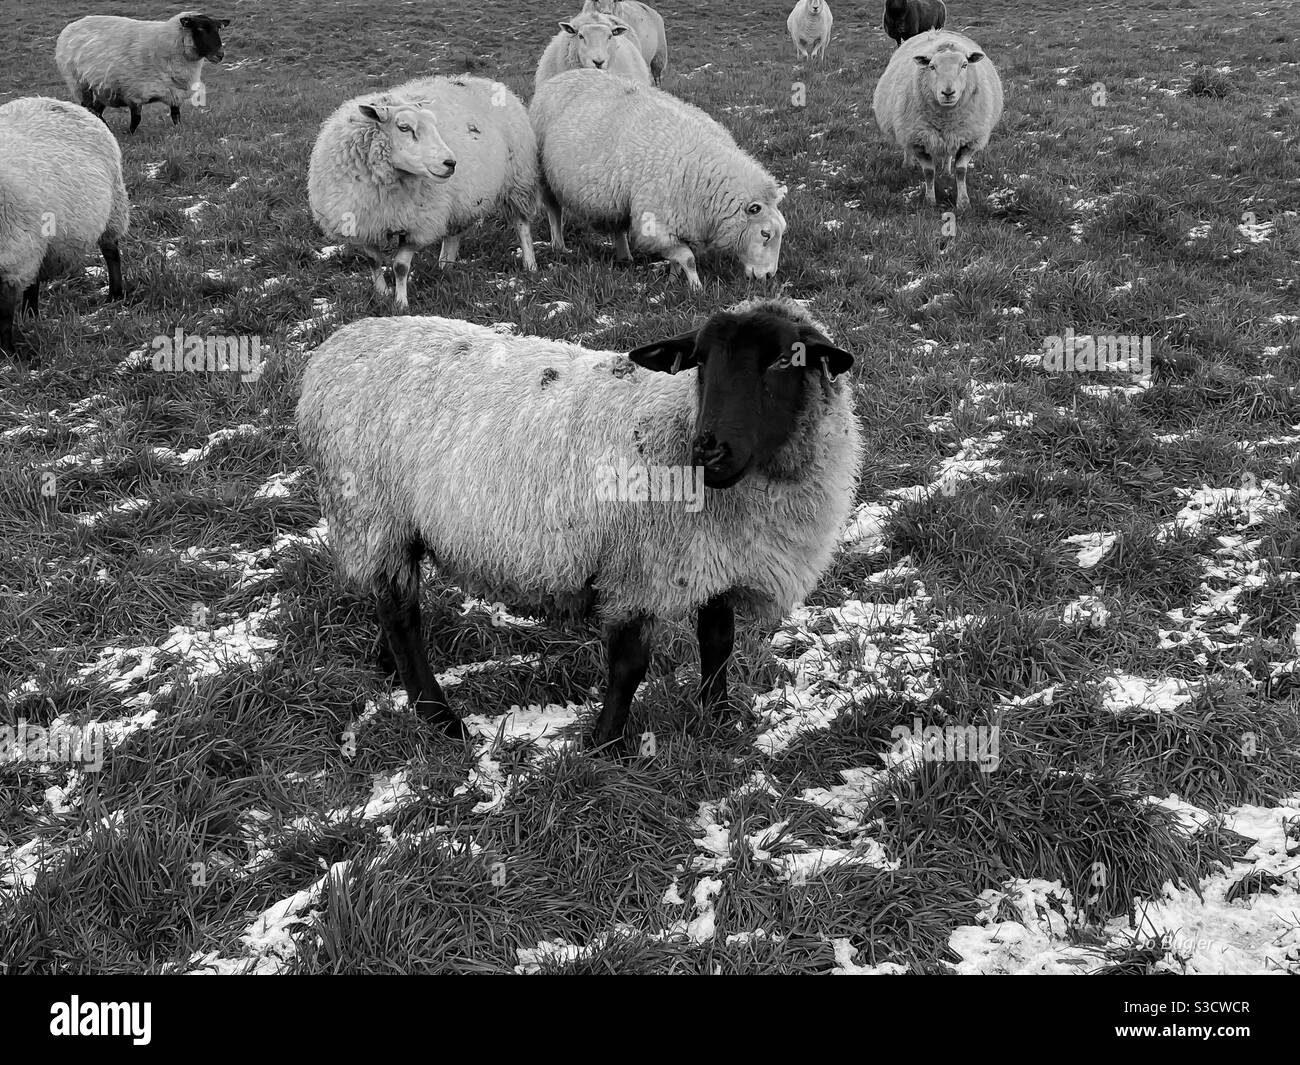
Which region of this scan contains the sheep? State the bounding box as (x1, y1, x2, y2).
(872, 30, 1003, 210)
(580, 0, 668, 84)
(882, 0, 946, 48)
(534, 11, 651, 93)
(787, 0, 833, 63)
(296, 297, 862, 745)
(0, 97, 129, 356)
(529, 70, 786, 289)
(55, 11, 230, 133)
(307, 75, 539, 313)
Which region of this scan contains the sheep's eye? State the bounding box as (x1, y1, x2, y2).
(397, 123, 412, 133)
(746, 203, 762, 215)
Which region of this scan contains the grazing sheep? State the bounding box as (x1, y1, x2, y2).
(297, 297, 862, 744)
(308, 75, 538, 313)
(55, 11, 230, 133)
(534, 11, 651, 92)
(882, 0, 946, 48)
(0, 97, 128, 356)
(787, 0, 833, 63)
(581, 0, 668, 83)
(872, 29, 1003, 209)
(529, 70, 786, 289)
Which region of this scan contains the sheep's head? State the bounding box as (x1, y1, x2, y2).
(627, 305, 853, 489)
(914, 44, 984, 107)
(561, 14, 630, 71)
(725, 183, 786, 280)
(180, 13, 231, 63)
(808, 0, 825, 14)
(359, 100, 457, 181)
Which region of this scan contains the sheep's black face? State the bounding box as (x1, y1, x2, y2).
(628, 311, 853, 490)
(182, 15, 231, 62)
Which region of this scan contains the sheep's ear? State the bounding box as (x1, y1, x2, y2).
(775, 183, 788, 204)
(798, 325, 853, 377)
(628, 329, 701, 374)
(358, 103, 390, 123)
(913, 55, 930, 66)
(967, 51, 984, 63)
(559, 21, 578, 35)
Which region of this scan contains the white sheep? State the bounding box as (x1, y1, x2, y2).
(534, 11, 651, 93)
(55, 11, 230, 133)
(872, 29, 1003, 209)
(307, 75, 539, 313)
(581, 0, 668, 83)
(296, 297, 862, 744)
(0, 97, 129, 356)
(787, 0, 833, 63)
(529, 70, 787, 289)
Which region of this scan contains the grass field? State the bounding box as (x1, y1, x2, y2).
(1, 0, 1299, 975)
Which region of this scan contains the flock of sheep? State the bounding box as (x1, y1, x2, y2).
(0, 1, 1004, 746)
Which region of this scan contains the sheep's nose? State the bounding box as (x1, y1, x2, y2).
(443, 159, 457, 173)
(692, 432, 729, 469)
(760, 228, 771, 242)
(592, 59, 605, 68)
(941, 88, 956, 98)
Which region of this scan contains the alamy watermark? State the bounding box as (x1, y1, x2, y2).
(151, 328, 265, 382)
(0, 719, 107, 771)
(594, 455, 705, 513)
(1042, 328, 1152, 375)
(890, 718, 1000, 772)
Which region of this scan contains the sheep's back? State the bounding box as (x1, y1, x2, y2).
(0, 98, 123, 280)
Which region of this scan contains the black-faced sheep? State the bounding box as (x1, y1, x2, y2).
(296, 298, 862, 746)
(55, 11, 230, 132)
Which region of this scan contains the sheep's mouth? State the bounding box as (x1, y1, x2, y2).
(206, 51, 224, 63)
(703, 465, 747, 490)
(936, 96, 960, 108)
(426, 167, 456, 181)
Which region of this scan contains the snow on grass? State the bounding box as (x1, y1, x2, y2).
(149, 424, 265, 468)
(74, 497, 151, 527)
(1156, 479, 1293, 540)
(252, 468, 305, 499)
(1063, 531, 1119, 568)
(947, 795, 1300, 974)
(1099, 674, 1196, 714)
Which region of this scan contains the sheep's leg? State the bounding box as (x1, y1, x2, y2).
(914, 147, 937, 206)
(540, 183, 566, 253)
(697, 595, 734, 715)
(21, 282, 38, 317)
(954, 146, 973, 210)
(77, 85, 96, 111)
(613, 229, 632, 262)
(170, 104, 181, 126)
(663, 243, 702, 290)
(0, 283, 18, 355)
(392, 243, 416, 313)
(99, 235, 124, 300)
(128, 103, 142, 134)
(361, 248, 390, 297)
(438, 235, 460, 269)
(91, 101, 107, 123)
(514, 220, 538, 272)
(373, 569, 464, 738)
(591, 616, 653, 748)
